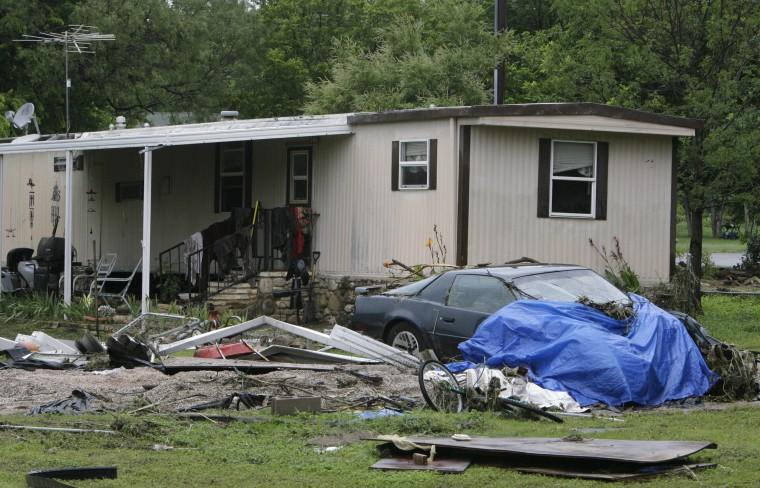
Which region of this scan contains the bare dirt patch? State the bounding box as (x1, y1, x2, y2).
(0, 365, 422, 415)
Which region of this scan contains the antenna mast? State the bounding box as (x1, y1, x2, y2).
(15, 25, 115, 137)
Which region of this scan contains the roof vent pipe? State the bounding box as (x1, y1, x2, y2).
(220, 110, 239, 120)
(115, 115, 126, 129)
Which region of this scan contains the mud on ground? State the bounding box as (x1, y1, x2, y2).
(0, 365, 422, 415)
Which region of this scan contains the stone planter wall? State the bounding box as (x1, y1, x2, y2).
(210, 271, 394, 325)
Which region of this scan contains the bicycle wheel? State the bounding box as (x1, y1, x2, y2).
(418, 360, 464, 413)
(500, 397, 564, 423)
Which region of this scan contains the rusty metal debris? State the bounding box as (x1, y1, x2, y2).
(26, 466, 117, 488)
(368, 434, 717, 480)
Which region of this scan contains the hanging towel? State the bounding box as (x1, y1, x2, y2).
(184, 232, 203, 285)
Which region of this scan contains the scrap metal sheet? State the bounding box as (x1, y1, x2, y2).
(369, 436, 716, 464)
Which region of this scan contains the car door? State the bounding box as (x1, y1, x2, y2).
(433, 274, 515, 358)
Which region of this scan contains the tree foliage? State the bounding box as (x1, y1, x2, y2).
(1, 0, 759, 289)
(304, 0, 506, 113)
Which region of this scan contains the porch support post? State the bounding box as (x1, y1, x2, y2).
(141, 147, 153, 314)
(63, 150, 73, 305)
(0, 154, 4, 274)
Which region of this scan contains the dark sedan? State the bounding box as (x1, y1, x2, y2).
(349, 264, 632, 359)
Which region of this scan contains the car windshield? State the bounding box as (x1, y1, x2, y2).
(512, 269, 630, 304)
(384, 275, 438, 296)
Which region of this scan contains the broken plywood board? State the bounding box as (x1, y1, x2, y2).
(328, 325, 420, 369)
(161, 357, 335, 373)
(367, 436, 716, 464)
(372, 457, 471, 473)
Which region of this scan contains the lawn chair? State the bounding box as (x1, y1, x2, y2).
(58, 253, 118, 296)
(95, 257, 142, 313)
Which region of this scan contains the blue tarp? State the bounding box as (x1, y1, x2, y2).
(457, 294, 717, 407)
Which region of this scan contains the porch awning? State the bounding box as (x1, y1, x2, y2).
(0, 114, 353, 155)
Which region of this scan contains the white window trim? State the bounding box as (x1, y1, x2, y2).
(289, 148, 310, 205)
(218, 144, 245, 211)
(399, 139, 429, 190)
(549, 139, 597, 218)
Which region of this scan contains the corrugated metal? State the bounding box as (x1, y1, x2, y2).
(0, 114, 353, 154)
(313, 121, 457, 275)
(467, 126, 672, 283)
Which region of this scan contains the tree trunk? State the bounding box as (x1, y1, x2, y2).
(744, 203, 755, 238)
(710, 205, 723, 238)
(683, 197, 692, 237)
(688, 206, 703, 313)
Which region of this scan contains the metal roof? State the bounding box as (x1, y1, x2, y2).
(0, 114, 353, 155)
(0, 102, 702, 156)
(349, 103, 703, 130)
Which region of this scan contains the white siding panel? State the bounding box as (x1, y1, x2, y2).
(313, 122, 456, 275)
(94, 145, 218, 271)
(2, 152, 87, 264)
(468, 126, 672, 283)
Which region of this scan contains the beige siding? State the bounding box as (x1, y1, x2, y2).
(467, 126, 672, 283)
(1, 152, 88, 263)
(313, 121, 457, 275)
(252, 140, 287, 208)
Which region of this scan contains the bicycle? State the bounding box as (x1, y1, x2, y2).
(418, 359, 563, 423)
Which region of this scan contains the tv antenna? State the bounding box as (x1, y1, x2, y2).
(15, 25, 115, 137)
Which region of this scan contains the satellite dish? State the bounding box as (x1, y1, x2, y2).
(13, 103, 34, 129)
(10, 102, 40, 135)
(11, 134, 41, 143)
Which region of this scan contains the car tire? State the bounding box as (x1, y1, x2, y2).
(386, 322, 425, 355)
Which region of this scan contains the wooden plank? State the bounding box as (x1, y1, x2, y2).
(371, 457, 471, 473)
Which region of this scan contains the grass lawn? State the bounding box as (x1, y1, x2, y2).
(1, 407, 760, 487)
(699, 295, 760, 350)
(675, 218, 746, 255)
(1, 296, 759, 486)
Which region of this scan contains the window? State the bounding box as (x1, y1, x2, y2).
(217, 142, 245, 212)
(512, 269, 630, 305)
(115, 181, 143, 202)
(550, 140, 596, 217)
(399, 140, 429, 189)
(446, 275, 514, 314)
(288, 148, 311, 205)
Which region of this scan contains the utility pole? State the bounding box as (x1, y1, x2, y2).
(494, 0, 507, 105)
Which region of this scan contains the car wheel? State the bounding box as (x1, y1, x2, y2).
(387, 322, 424, 355)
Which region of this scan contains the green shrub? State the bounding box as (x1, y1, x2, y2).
(742, 234, 760, 272)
